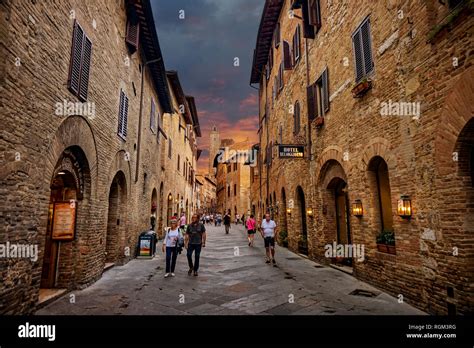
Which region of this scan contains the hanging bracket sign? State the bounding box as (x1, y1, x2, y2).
(278, 145, 304, 159)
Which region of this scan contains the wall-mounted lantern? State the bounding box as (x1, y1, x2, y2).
(286, 208, 292, 215)
(352, 199, 363, 217)
(306, 208, 314, 218)
(397, 195, 412, 218)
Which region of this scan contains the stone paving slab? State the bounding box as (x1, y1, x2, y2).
(36, 224, 425, 315)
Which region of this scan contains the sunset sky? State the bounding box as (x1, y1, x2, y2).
(151, 0, 264, 173)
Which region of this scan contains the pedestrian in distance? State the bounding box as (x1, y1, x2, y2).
(223, 212, 231, 234)
(246, 214, 256, 247)
(179, 212, 186, 233)
(235, 213, 240, 225)
(185, 214, 206, 276)
(260, 213, 277, 265)
(162, 218, 184, 278)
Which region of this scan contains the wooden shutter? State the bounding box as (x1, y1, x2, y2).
(123, 93, 129, 137)
(302, 0, 315, 39)
(353, 29, 364, 82)
(361, 19, 374, 75)
(150, 99, 156, 132)
(274, 22, 280, 48)
(118, 90, 128, 138)
(78, 35, 92, 101)
(68, 20, 84, 96)
(309, 0, 322, 29)
(322, 68, 329, 113)
(283, 41, 292, 70)
(126, 20, 140, 52)
(307, 84, 316, 120)
(118, 90, 124, 137)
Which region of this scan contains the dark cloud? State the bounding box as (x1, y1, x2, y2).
(151, 0, 263, 172)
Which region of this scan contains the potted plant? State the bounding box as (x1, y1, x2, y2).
(351, 78, 372, 98)
(376, 229, 396, 254)
(279, 230, 288, 248)
(298, 235, 308, 255)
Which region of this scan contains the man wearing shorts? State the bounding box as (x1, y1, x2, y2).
(260, 213, 277, 265)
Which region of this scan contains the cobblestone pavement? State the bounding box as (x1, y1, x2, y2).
(37, 224, 425, 315)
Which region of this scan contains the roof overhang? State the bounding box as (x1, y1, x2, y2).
(128, 0, 172, 113)
(250, 0, 284, 84)
(166, 70, 193, 124)
(186, 96, 201, 137)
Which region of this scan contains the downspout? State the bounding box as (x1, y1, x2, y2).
(135, 57, 162, 183)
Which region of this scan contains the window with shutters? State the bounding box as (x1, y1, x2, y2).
(117, 89, 129, 140)
(307, 68, 329, 120)
(292, 25, 301, 65)
(168, 139, 172, 158)
(309, 0, 322, 32)
(294, 101, 301, 134)
(150, 99, 156, 133)
(234, 163, 237, 171)
(283, 41, 292, 70)
(67, 20, 92, 102)
(352, 17, 374, 83)
(274, 22, 281, 48)
(125, 18, 140, 53)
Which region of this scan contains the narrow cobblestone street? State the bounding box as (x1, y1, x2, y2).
(37, 225, 424, 315)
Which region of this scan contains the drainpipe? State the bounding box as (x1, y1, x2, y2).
(135, 57, 162, 183)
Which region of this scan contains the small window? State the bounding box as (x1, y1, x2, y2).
(274, 22, 281, 48)
(309, 0, 322, 31)
(294, 101, 301, 134)
(352, 17, 374, 82)
(168, 139, 172, 158)
(150, 99, 156, 133)
(117, 89, 129, 139)
(292, 25, 301, 65)
(233, 163, 237, 171)
(307, 68, 329, 120)
(234, 184, 237, 196)
(177, 155, 180, 171)
(278, 64, 284, 91)
(227, 186, 230, 197)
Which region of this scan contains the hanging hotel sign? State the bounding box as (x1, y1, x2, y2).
(278, 145, 304, 159)
(52, 202, 76, 241)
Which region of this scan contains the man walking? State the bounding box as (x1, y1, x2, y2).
(185, 214, 206, 276)
(223, 211, 231, 234)
(260, 213, 277, 265)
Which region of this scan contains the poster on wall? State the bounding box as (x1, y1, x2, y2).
(52, 202, 76, 241)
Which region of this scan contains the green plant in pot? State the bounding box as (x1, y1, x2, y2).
(376, 229, 396, 254)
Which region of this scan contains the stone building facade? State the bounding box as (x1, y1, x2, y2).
(250, 0, 473, 314)
(196, 174, 217, 215)
(213, 139, 252, 219)
(0, 0, 200, 314)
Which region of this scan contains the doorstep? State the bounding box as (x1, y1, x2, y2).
(103, 262, 115, 272)
(329, 264, 354, 275)
(37, 288, 68, 308)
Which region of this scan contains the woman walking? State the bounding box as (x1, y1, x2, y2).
(162, 217, 183, 278)
(246, 214, 256, 247)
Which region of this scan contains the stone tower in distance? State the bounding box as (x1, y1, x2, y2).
(209, 125, 220, 175)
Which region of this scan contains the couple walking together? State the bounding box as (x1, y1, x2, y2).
(161, 214, 206, 278)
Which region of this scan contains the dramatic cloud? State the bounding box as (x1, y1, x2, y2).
(151, 0, 263, 173)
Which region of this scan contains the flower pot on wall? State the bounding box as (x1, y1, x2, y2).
(377, 243, 389, 253)
(351, 79, 372, 98)
(387, 245, 396, 255)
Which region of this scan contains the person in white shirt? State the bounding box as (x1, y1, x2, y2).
(260, 213, 278, 265)
(162, 218, 183, 278)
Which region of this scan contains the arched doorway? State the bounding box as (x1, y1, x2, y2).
(105, 171, 127, 265)
(280, 188, 288, 248)
(296, 186, 308, 255)
(41, 146, 91, 289)
(158, 182, 164, 237)
(151, 188, 157, 232)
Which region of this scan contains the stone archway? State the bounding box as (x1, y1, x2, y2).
(295, 186, 308, 255)
(105, 171, 127, 265)
(40, 145, 92, 289)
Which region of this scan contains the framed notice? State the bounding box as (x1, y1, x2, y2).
(52, 202, 76, 241)
(278, 145, 304, 159)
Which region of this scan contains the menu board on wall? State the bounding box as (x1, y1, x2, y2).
(52, 202, 76, 241)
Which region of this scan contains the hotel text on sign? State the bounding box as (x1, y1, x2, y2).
(278, 145, 304, 159)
